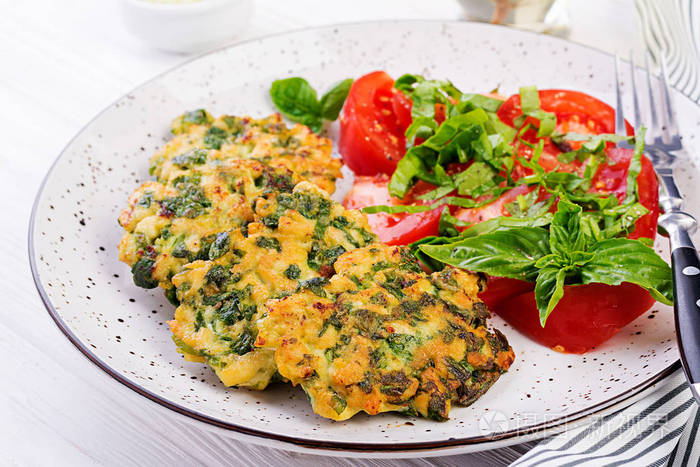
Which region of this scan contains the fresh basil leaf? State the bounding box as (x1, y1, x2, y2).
(438, 207, 470, 236)
(534, 253, 566, 269)
(459, 213, 554, 240)
(426, 109, 489, 151)
(599, 202, 649, 239)
(519, 86, 541, 113)
(415, 183, 455, 201)
(486, 112, 517, 143)
(405, 117, 438, 143)
(411, 81, 443, 118)
(439, 208, 471, 228)
(624, 127, 645, 205)
(542, 171, 585, 192)
(534, 250, 594, 269)
(550, 200, 586, 255)
(567, 191, 618, 212)
(394, 74, 423, 94)
(637, 237, 654, 246)
(558, 151, 578, 164)
(361, 204, 434, 214)
(458, 93, 504, 113)
(441, 81, 463, 100)
(319, 78, 353, 121)
(581, 238, 673, 304)
(439, 126, 484, 165)
(404, 79, 462, 119)
(505, 190, 555, 219)
(516, 109, 555, 137)
(534, 266, 569, 326)
(419, 227, 551, 280)
(556, 132, 630, 145)
(270, 77, 322, 132)
(454, 161, 497, 196)
(534, 110, 556, 137)
(569, 250, 596, 266)
(581, 152, 604, 190)
(580, 212, 603, 243)
(409, 232, 466, 272)
(436, 196, 476, 208)
(388, 151, 430, 198)
(514, 87, 556, 136)
(389, 109, 490, 198)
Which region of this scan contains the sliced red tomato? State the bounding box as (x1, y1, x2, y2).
(480, 277, 655, 353)
(338, 71, 412, 175)
(452, 184, 533, 227)
(591, 148, 659, 240)
(343, 174, 441, 245)
(499, 89, 635, 175)
(497, 89, 633, 135)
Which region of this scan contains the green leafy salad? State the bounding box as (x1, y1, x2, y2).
(268, 73, 673, 327)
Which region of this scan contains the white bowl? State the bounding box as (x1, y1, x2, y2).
(119, 0, 253, 54)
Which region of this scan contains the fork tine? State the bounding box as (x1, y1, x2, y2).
(614, 55, 627, 135)
(644, 52, 661, 142)
(629, 51, 642, 133)
(659, 55, 680, 143)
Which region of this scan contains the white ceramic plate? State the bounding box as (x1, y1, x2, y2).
(30, 21, 700, 458)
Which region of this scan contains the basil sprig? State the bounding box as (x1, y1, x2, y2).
(420, 200, 672, 326)
(269, 77, 353, 133)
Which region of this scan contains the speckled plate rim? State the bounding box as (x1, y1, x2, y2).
(28, 19, 690, 456)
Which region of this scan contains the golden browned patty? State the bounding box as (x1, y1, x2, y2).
(167, 182, 378, 389)
(150, 110, 341, 195)
(118, 159, 298, 302)
(255, 244, 515, 420)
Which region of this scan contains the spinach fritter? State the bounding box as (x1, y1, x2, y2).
(255, 244, 515, 420)
(150, 111, 341, 195)
(118, 159, 297, 301)
(167, 182, 377, 389)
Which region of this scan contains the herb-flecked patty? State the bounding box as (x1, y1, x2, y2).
(167, 182, 378, 389)
(255, 244, 515, 420)
(118, 159, 297, 301)
(149, 110, 341, 195)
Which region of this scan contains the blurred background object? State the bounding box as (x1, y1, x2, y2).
(456, 0, 569, 35)
(119, 0, 254, 53)
(454, 0, 699, 103)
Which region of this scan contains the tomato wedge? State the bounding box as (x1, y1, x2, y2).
(338, 71, 412, 175)
(480, 277, 655, 353)
(452, 184, 533, 227)
(343, 174, 441, 245)
(497, 89, 633, 135)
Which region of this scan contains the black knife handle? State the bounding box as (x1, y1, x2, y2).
(672, 246, 700, 385)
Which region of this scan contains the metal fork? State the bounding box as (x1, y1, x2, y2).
(615, 54, 700, 403)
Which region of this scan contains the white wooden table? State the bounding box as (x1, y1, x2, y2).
(0, 0, 645, 464)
